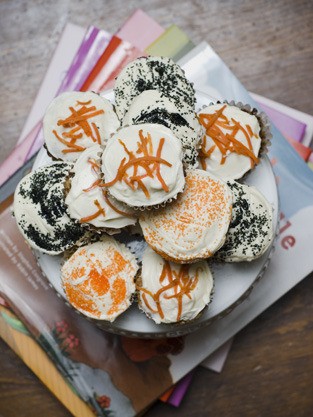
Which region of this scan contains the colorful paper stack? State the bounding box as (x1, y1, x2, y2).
(1, 8, 313, 417)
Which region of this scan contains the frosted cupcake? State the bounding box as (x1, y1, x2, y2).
(114, 56, 196, 120)
(137, 247, 214, 324)
(139, 169, 232, 263)
(216, 181, 274, 262)
(65, 144, 137, 231)
(61, 237, 139, 321)
(43, 91, 120, 162)
(13, 163, 86, 255)
(198, 103, 269, 180)
(123, 90, 203, 168)
(101, 124, 185, 208)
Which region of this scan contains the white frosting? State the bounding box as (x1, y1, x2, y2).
(65, 145, 137, 229)
(139, 169, 232, 262)
(217, 181, 274, 262)
(123, 90, 203, 168)
(43, 91, 120, 162)
(101, 123, 185, 207)
(138, 247, 214, 323)
(61, 238, 138, 321)
(198, 104, 261, 180)
(114, 56, 195, 120)
(13, 163, 84, 255)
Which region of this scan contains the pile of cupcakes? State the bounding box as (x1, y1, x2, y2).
(13, 56, 274, 325)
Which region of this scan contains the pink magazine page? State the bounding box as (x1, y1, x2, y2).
(115, 9, 164, 51)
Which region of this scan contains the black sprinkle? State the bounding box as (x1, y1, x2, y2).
(16, 164, 85, 253)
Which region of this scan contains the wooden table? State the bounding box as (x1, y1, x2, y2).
(1, 1, 313, 416)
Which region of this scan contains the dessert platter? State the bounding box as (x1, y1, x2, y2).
(13, 56, 279, 338)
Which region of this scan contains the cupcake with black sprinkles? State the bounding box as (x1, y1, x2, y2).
(216, 181, 274, 262)
(13, 163, 86, 255)
(114, 56, 196, 121)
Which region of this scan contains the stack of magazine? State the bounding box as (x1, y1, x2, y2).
(1, 9, 313, 417)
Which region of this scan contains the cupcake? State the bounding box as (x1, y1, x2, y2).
(216, 181, 274, 262)
(61, 237, 139, 321)
(198, 102, 269, 180)
(101, 124, 185, 208)
(13, 163, 86, 255)
(139, 169, 232, 263)
(43, 91, 120, 162)
(65, 144, 137, 230)
(114, 56, 196, 120)
(123, 90, 203, 168)
(137, 246, 214, 324)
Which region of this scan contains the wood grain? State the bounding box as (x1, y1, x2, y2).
(1, 0, 313, 416)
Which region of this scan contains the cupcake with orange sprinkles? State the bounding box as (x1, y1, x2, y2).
(61, 237, 139, 321)
(197, 102, 271, 181)
(139, 169, 232, 263)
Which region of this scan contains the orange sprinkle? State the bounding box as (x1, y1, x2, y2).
(80, 199, 105, 223)
(52, 130, 86, 153)
(102, 190, 135, 218)
(107, 277, 127, 316)
(76, 99, 92, 105)
(199, 106, 259, 167)
(138, 262, 199, 322)
(53, 101, 105, 154)
(91, 122, 101, 144)
(103, 131, 172, 198)
(83, 178, 103, 192)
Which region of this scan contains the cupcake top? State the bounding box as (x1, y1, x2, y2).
(61, 238, 139, 321)
(65, 145, 137, 229)
(43, 91, 120, 162)
(137, 247, 214, 324)
(13, 163, 85, 255)
(114, 56, 195, 120)
(198, 103, 262, 180)
(216, 181, 273, 262)
(101, 123, 185, 208)
(123, 90, 202, 168)
(139, 169, 232, 263)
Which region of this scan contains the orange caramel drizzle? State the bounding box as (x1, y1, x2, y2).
(138, 262, 200, 322)
(80, 199, 105, 223)
(102, 130, 172, 199)
(52, 100, 104, 153)
(198, 105, 259, 169)
(81, 159, 134, 219)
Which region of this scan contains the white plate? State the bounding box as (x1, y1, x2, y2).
(33, 91, 279, 338)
